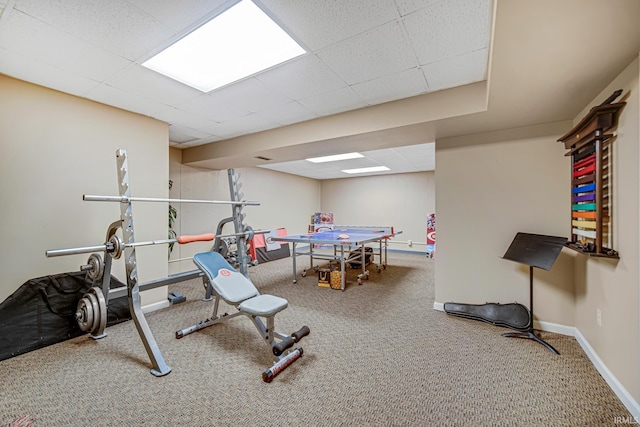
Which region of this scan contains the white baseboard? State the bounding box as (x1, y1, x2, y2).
(433, 301, 640, 418)
(534, 320, 575, 337)
(574, 328, 640, 419)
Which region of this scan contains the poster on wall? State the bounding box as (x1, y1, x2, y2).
(311, 212, 334, 232)
(426, 213, 436, 258)
(311, 212, 334, 248)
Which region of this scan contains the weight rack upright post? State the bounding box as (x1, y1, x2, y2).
(228, 169, 251, 277)
(115, 149, 171, 377)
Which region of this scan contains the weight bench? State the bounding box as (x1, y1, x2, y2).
(176, 251, 310, 382)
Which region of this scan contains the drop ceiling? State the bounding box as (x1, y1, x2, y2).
(1, 1, 639, 180)
(0, 0, 491, 178)
(0, 0, 492, 145)
(260, 142, 435, 180)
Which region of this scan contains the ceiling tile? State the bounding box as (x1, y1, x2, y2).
(363, 147, 407, 164)
(209, 77, 293, 113)
(256, 101, 316, 125)
(403, 0, 492, 65)
(201, 113, 280, 139)
(85, 83, 168, 115)
(126, 0, 232, 32)
(151, 105, 218, 129)
(169, 123, 214, 144)
(422, 49, 488, 92)
(256, 54, 347, 100)
(393, 144, 435, 170)
(351, 67, 427, 105)
(176, 93, 250, 123)
(394, 0, 443, 16)
(259, 0, 400, 50)
(169, 131, 200, 145)
(14, 0, 174, 61)
(317, 20, 417, 85)
(298, 86, 367, 117)
(0, 46, 101, 96)
(105, 64, 201, 105)
(0, 10, 132, 82)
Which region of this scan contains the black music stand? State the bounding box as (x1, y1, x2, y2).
(501, 232, 567, 354)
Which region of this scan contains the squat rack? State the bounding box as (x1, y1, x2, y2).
(46, 149, 262, 376)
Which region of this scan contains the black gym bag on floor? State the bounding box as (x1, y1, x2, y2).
(348, 247, 374, 269)
(0, 271, 131, 361)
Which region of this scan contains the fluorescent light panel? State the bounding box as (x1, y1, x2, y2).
(142, 0, 306, 92)
(306, 152, 364, 163)
(342, 166, 390, 174)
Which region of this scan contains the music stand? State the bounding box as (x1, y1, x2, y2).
(501, 232, 567, 354)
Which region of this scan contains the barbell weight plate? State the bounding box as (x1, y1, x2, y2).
(86, 253, 104, 281)
(85, 292, 100, 334)
(76, 297, 94, 332)
(88, 287, 107, 336)
(217, 239, 229, 258)
(108, 235, 123, 259)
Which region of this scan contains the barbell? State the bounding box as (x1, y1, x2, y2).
(83, 194, 260, 206)
(46, 228, 269, 259)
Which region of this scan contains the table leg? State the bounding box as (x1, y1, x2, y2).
(340, 246, 345, 291)
(384, 239, 388, 269)
(292, 242, 297, 283)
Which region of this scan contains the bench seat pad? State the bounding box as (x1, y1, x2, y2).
(193, 252, 259, 304)
(238, 294, 288, 317)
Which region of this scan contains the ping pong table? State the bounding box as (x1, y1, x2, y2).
(272, 226, 401, 291)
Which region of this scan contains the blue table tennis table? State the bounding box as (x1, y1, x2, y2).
(272, 226, 401, 291)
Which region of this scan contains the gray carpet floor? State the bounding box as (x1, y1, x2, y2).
(0, 252, 632, 426)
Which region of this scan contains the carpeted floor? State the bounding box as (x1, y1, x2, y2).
(0, 252, 632, 426)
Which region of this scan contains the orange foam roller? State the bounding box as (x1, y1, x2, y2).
(177, 233, 215, 244)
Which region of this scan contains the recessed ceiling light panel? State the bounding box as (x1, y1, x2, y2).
(342, 166, 390, 174)
(306, 152, 364, 163)
(142, 0, 306, 92)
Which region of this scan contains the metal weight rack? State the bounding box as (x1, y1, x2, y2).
(46, 149, 263, 376)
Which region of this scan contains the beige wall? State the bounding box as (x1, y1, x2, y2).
(169, 148, 234, 274)
(572, 57, 639, 400)
(320, 172, 435, 253)
(435, 128, 574, 325)
(168, 151, 321, 274)
(0, 75, 169, 307)
(167, 160, 432, 276)
(236, 167, 321, 233)
(436, 56, 640, 405)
